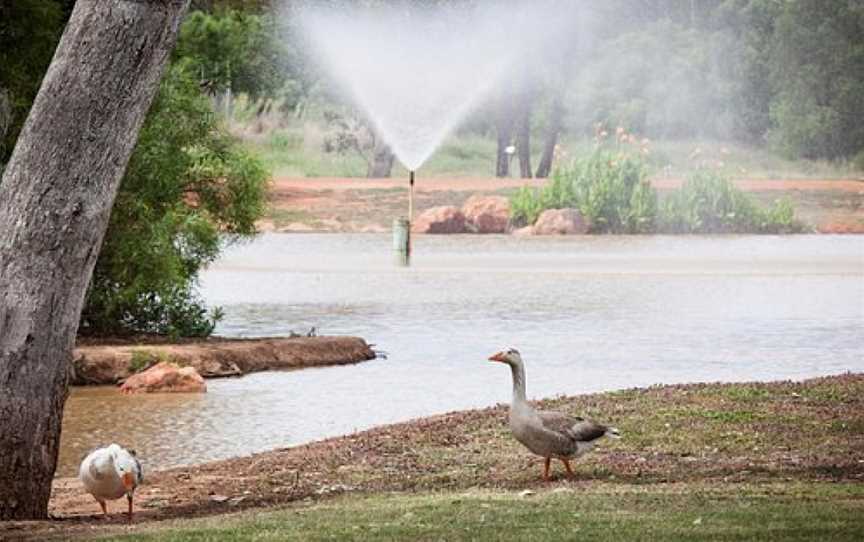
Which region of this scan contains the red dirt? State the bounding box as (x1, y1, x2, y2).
(263, 176, 864, 234)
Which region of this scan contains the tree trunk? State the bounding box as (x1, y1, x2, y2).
(367, 138, 395, 178)
(535, 97, 564, 178)
(516, 81, 533, 179)
(515, 97, 532, 179)
(495, 89, 515, 178)
(0, 0, 188, 520)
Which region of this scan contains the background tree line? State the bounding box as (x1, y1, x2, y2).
(1, 0, 862, 337)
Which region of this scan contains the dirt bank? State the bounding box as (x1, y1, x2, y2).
(71, 336, 376, 385)
(261, 176, 864, 234)
(2, 373, 860, 539)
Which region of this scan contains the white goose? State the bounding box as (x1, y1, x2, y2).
(79, 444, 143, 522)
(489, 348, 620, 481)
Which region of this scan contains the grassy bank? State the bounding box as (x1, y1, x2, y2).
(104, 483, 864, 541)
(6, 373, 861, 540)
(243, 124, 861, 180)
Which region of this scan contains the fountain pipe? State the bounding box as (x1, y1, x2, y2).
(407, 170, 415, 260)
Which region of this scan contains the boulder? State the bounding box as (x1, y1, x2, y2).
(532, 208, 589, 235)
(512, 225, 535, 236)
(462, 195, 510, 233)
(119, 362, 206, 394)
(412, 206, 466, 234)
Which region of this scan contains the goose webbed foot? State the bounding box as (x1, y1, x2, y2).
(561, 458, 576, 479)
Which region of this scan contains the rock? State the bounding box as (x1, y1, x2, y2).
(532, 208, 589, 235)
(119, 362, 206, 394)
(512, 225, 534, 236)
(412, 206, 466, 234)
(462, 195, 510, 233)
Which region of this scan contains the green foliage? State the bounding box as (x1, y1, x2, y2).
(511, 142, 806, 235)
(853, 149, 864, 173)
(767, 1, 864, 159)
(571, 20, 741, 140)
(510, 186, 545, 227)
(510, 134, 656, 233)
(128, 350, 162, 374)
(175, 9, 287, 99)
(80, 63, 267, 338)
(0, 0, 64, 162)
(659, 171, 805, 234)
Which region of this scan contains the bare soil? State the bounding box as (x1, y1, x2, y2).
(3, 373, 861, 540)
(71, 336, 376, 385)
(261, 176, 864, 234)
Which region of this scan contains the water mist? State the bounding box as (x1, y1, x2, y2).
(297, 2, 568, 263)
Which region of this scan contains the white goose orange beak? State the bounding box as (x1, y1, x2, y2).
(488, 352, 507, 362)
(122, 472, 135, 492)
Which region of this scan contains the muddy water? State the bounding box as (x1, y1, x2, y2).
(58, 234, 864, 476)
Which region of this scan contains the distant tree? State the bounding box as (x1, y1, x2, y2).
(175, 8, 289, 114)
(0, 0, 189, 520)
(767, 0, 864, 159)
(0, 0, 64, 163)
(322, 108, 396, 177)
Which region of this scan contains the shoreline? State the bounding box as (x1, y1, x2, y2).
(71, 336, 377, 386)
(4, 372, 860, 539)
(261, 176, 864, 234)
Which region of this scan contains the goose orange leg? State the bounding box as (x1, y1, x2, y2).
(543, 457, 551, 481)
(96, 498, 108, 520)
(561, 458, 576, 479)
(127, 495, 134, 523)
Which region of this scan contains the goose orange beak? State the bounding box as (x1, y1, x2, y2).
(122, 472, 135, 492)
(488, 352, 506, 362)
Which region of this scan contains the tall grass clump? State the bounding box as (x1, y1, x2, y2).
(659, 171, 806, 234)
(510, 129, 657, 233)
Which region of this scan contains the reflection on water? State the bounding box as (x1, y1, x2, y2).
(59, 234, 864, 476)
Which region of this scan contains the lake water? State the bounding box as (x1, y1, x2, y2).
(58, 233, 864, 476)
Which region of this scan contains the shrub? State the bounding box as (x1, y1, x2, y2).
(128, 350, 161, 374)
(79, 63, 267, 338)
(658, 171, 806, 234)
(510, 132, 657, 233)
(510, 186, 545, 228)
(852, 149, 864, 173)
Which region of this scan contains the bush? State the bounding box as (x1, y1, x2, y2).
(510, 185, 545, 227)
(658, 171, 805, 234)
(79, 63, 267, 338)
(510, 132, 657, 233)
(852, 149, 864, 173)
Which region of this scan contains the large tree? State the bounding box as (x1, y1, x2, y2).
(0, 0, 189, 520)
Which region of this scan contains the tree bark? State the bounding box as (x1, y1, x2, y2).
(367, 138, 395, 178)
(535, 96, 563, 178)
(495, 88, 515, 178)
(0, 0, 188, 520)
(515, 90, 532, 179)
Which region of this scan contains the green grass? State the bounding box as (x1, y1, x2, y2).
(243, 126, 368, 178)
(239, 119, 860, 180)
(646, 139, 859, 179)
(103, 484, 864, 541)
(267, 207, 321, 228)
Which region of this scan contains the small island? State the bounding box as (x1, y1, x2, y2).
(71, 336, 377, 386)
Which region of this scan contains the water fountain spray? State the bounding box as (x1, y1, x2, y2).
(298, 4, 540, 265)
